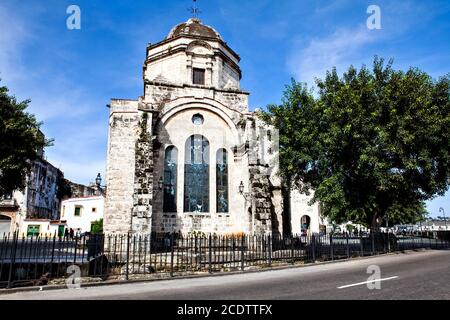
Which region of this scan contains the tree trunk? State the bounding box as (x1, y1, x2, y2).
(371, 213, 382, 232)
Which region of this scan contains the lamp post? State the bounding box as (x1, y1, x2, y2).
(95, 173, 103, 196)
(238, 181, 251, 201)
(439, 207, 447, 230)
(239, 181, 253, 233)
(239, 181, 244, 195)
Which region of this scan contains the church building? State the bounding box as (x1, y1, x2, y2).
(104, 18, 322, 236)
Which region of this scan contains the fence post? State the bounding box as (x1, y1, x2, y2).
(73, 235, 79, 265)
(387, 231, 391, 252)
(170, 233, 175, 277)
(371, 231, 375, 255)
(330, 234, 334, 261)
(7, 231, 19, 289)
(311, 234, 316, 262)
(346, 233, 350, 259)
(291, 236, 295, 264)
(360, 233, 364, 256)
(125, 233, 130, 281)
(208, 234, 212, 274)
(268, 235, 272, 267)
(420, 233, 424, 249)
(50, 232, 57, 276)
(240, 235, 245, 271)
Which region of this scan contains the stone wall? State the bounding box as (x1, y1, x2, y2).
(290, 189, 321, 235)
(144, 82, 249, 113)
(62, 180, 96, 199)
(104, 100, 139, 234)
(145, 34, 241, 90)
(149, 102, 249, 236)
(249, 165, 273, 235)
(132, 111, 154, 234)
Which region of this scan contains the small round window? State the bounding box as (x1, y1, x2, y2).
(192, 114, 204, 126)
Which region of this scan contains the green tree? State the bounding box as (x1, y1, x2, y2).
(90, 219, 103, 234)
(0, 81, 51, 195)
(260, 58, 450, 229)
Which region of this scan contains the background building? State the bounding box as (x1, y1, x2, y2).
(0, 139, 102, 236)
(0, 152, 66, 235)
(61, 195, 104, 234)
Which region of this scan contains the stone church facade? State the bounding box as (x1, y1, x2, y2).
(104, 18, 322, 236)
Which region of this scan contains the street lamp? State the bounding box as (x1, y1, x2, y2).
(239, 181, 253, 234)
(239, 181, 245, 194)
(95, 173, 102, 188)
(94, 173, 104, 196)
(439, 207, 447, 230)
(238, 181, 251, 201)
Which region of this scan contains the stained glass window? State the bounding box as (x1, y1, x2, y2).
(216, 148, 229, 213)
(184, 135, 209, 213)
(163, 146, 178, 212)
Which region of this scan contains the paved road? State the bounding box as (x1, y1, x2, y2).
(2, 250, 450, 300)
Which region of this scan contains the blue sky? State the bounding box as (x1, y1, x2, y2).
(0, 0, 449, 217)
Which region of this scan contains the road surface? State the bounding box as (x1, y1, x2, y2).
(1, 250, 450, 300)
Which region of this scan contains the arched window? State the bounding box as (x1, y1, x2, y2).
(184, 135, 209, 212)
(216, 149, 228, 213)
(163, 146, 178, 212)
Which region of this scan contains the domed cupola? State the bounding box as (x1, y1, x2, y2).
(144, 18, 242, 89)
(166, 18, 223, 41)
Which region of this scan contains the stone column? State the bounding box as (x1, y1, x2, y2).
(131, 110, 154, 234)
(104, 100, 139, 235)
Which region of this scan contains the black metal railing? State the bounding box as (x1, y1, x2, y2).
(1, 231, 449, 289)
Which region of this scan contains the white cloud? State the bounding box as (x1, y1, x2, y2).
(286, 0, 440, 86)
(43, 121, 108, 184)
(27, 87, 94, 121)
(287, 26, 381, 86)
(0, 3, 107, 185)
(0, 5, 30, 83)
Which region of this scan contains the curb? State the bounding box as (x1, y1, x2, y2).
(0, 248, 431, 296)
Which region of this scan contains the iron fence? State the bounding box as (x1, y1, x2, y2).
(1, 231, 449, 289)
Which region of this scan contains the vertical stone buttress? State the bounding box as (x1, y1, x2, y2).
(104, 102, 139, 234)
(247, 118, 272, 235)
(131, 111, 154, 234)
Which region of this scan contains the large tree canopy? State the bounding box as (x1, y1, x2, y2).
(0, 81, 50, 196)
(260, 58, 450, 228)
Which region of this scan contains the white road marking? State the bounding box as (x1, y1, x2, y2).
(337, 276, 399, 289)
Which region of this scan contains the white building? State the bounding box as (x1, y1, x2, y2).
(19, 219, 64, 237)
(61, 196, 104, 234)
(414, 220, 450, 232)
